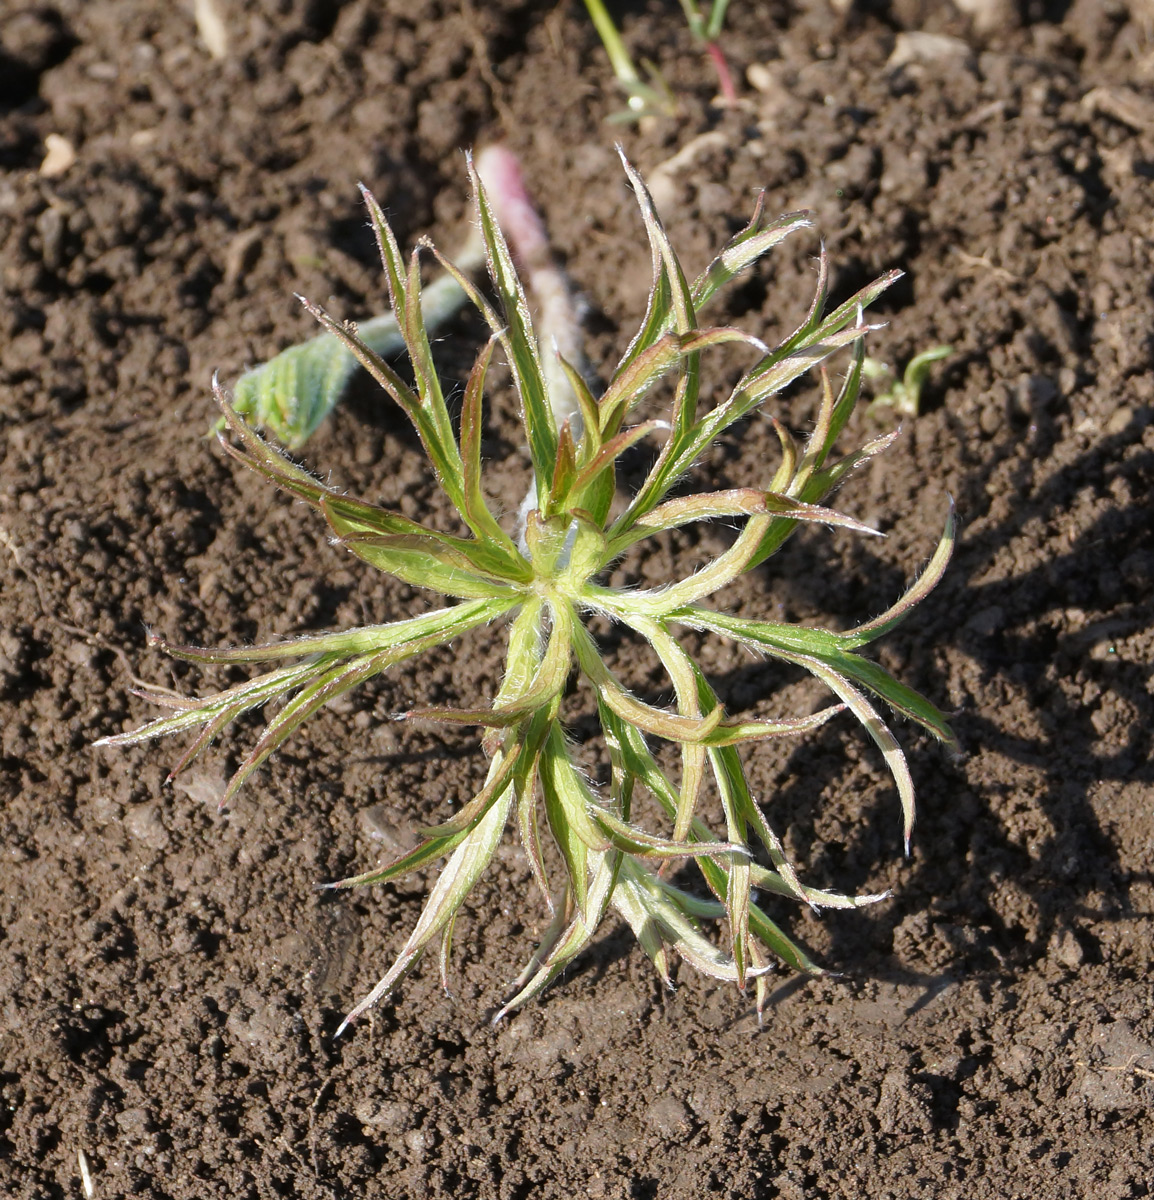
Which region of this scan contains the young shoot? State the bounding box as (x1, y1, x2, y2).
(99, 149, 954, 1032)
(583, 0, 736, 121)
(864, 344, 953, 418)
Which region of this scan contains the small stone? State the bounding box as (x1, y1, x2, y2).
(1050, 927, 1085, 969)
(39, 134, 76, 178)
(644, 1094, 692, 1138)
(888, 32, 973, 71)
(0, 630, 29, 690)
(1013, 373, 1057, 417)
(172, 768, 226, 808)
(223, 228, 263, 288)
(876, 1069, 934, 1134)
(123, 802, 169, 850)
(357, 803, 409, 851)
(115, 1107, 153, 1136)
(194, 0, 228, 58)
(997, 1042, 1038, 1086)
(964, 605, 1004, 636)
(746, 63, 773, 93)
(954, 0, 1016, 34)
(355, 1098, 412, 1132)
(64, 640, 96, 668)
(404, 1128, 433, 1159)
(978, 399, 1003, 435)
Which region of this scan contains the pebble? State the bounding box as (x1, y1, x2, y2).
(39, 134, 76, 178)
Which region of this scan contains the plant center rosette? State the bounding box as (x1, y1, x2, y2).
(99, 149, 955, 1033)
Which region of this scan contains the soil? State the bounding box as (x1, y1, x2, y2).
(2, 0, 1154, 1196)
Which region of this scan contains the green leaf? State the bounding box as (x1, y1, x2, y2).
(619, 151, 696, 339)
(467, 153, 558, 499)
(513, 704, 557, 910)
(336, 773, 517, 1034)
(766, 417, 799, 492)
(230, 331, 358, 450)
(611, 488, 880, 555)
(749, 862, 889, 910)
(339, 532, 521, 600)
(359, 184, 410, 330)
(295, 298, 468, 514)
(323, 492, 526, 581)
(556, 514, 610, 587)
(540, 724, 611, 914)
(803, 429, 899, 501)
(596, 696, 837, 971)
(94, 658, 324, 748)
(217, 399, 525, 584)
(324, 828, 467, 890)
(219, 626, 468, 806)
(746, 904, 823, 975)
(572, 622, 725, 745)
(867, 344, 952, 417)
(416, 748, 522, 838)
(691, 204, 813, 313)
(459, 335, 525, 557)
(615, 859, 775, 986)
(610, 321, 883, 542)
(591, 804, 740, 859)
(811, 660, 921, 851)
(599, 327, 762, 439)
(402, 245, 459, 461)
(546, 420, 579, 515)
(700, 704, 845, 747)
(557, 353, 603, 457)
(668, 606, 955, 747)
(566, 420, 667, 503)
(839, 504, 955, 646)
(402, 600, 573, 729)
(147, 596, 508, 664)
(494, 843, 623, 1018)
(606, 616, 705, 843)
(798, 339, 866, 486)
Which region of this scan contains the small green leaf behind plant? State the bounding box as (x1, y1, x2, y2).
(864, 344, 953, 418)
(99, 152, 953, 1032)
(226, 238, 486, 449)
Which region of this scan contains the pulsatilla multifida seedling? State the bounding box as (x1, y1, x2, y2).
(99, 150, 954, 1032)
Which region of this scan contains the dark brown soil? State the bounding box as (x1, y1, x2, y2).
(3, 1, 1154, 1196)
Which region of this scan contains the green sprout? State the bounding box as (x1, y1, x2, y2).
(864, 344, 952, 419)
(583, 0, 735, 122)
(98, 151, 954, 1032)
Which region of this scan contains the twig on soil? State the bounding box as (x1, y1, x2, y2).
(950, 246, 1018, 283)
(1082, 86, 1154, 134)
(193, 0, 228, 59)
(646, 130, 729, 213)
(309, 1073, 338, 1182)
(77, 1148, 95, 1199)
(1075, 1052, 1154, 1082)
(461, 0, 519, 133)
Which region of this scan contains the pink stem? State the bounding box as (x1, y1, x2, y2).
(474, 144, 553, 274)
(706, 41, 737, 105)
(473, 145, 589, 432)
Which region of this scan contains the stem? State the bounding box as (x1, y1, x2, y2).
(583, 0, 646, 104)
(705, 40, 737, 105)
(475, 146, 596, 554)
